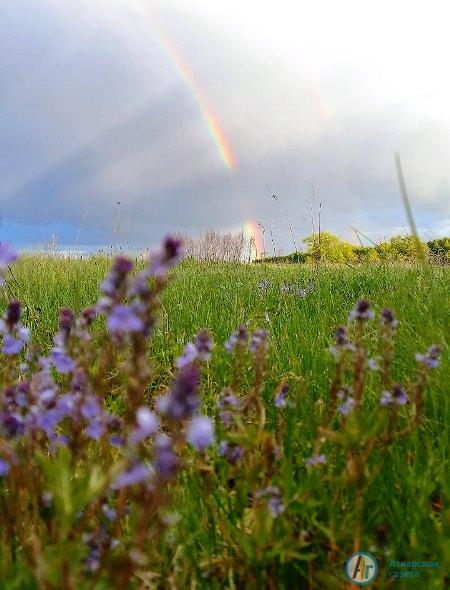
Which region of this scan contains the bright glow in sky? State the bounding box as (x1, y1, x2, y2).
(0, 0, 449, 249)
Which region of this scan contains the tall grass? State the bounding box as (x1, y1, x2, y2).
(0, 254, 448, 588)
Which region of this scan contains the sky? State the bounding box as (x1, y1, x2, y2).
(1, 0, 449, 252)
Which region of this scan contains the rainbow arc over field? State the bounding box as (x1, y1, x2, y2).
(132, 1, 263, 257)
(133, 1, 235, 169)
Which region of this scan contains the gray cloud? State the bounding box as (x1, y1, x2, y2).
(0, 0, 449, 250)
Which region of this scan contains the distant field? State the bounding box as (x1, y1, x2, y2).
(2, 255, 449, 587)
(6, 254, 449, 412)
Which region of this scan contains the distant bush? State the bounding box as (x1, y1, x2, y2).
(257, 231, 448, 265)
(427, 237, 450, 263)
(303, 231, 357, 264)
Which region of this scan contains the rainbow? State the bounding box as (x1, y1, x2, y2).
(132, 1, 235, 169)
(245, 220, 264, 260)
(130, 2, 264, 255)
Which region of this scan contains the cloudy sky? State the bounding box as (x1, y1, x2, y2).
(1, 0, 449, 251)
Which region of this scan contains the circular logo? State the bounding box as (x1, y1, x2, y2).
(345, 552, 378, 585)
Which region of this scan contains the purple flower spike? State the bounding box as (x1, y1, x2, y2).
(157, 364, 200, 421)
(225, 325, 248, 353)
(268, 495, 285, 518)
(186, 416, 214, 451)
(195, 330, 213, 362)
(112, 462, 153, 489)
(274, 384, 289, 408)
(176, 342, 198, 369)
(154, 435, 179, 479)
(129, 407, 159, 444)
(349, 299, 375, 321)
(338, 397, 356, 416)
(381, 308, 398, 329)
(2, 334, 25, 355)
(81, 397, 101, 420)
(5, 300, 21, 327)
(150, 236, 183, 277)
(0, 458, 10, 476)
(249, 329, 268, 353)
(380, 385, 409, 406)
(306, 454, 327, 467)
(50, 350, 76, 374)
(367, 358, 380, 371)
(86, 419, 105, 440)
(107, 304, 144, 335)
(415, 345, 441, 369)
(136, 407, 159, 436)
(59, 308, 74, 335)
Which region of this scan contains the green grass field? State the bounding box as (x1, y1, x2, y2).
(2, 256, 449, 588)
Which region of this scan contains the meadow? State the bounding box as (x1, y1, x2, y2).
(0, 247, 449, 588)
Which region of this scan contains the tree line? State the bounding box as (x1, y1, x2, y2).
(258, 232, 450, 264)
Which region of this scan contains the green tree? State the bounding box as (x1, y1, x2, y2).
(427, 237, 450, 262)
(303, 231, 356, 263)
(378, 235, 428, 261)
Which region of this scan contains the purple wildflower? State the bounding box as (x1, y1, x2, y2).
(381, 384, 409, 406)
(268, 495, 285, 517)
(154, 435, 179, 479)
(338, 396, 356, 416)
(258, 279, 271, 291)
(0, 301, 29, 355)
(194, 330, 213, 361)
(109, 434, 124, 447)
(349, 299, 375, 321)
(367, 358, 380, 371)
(176, 342, 198, 369)
(381, 308, 398, 329)
(186, 416, 214, 451)
(35, 408, 62, 436)
(0, 458, 10, 476)
(156, 364, 200, 421)
(217, 389, 239, 427)
(107, 304, 144, 335)
(329, 325, 355, 356)
(335, 326, 348, 346)
(249, 329, 268, 353)
(0, 412, 25, 438)
(112, 462, 153, 489)
(3, 334, 25, 355)
(274, 383, 289, 408)
(255, 486, 285, 518)
(225, 324, 248, 353)
(306, 454, 327, 467)
(217, 388, 239, 409)
(218, 441, 243, 463)
(59, 308, 74, 335)
(50, 350, 75, 374)
(86, 419, 105, 440)
(415, 345, 441, 369)
(5, 300, 21, 328)
(129, 407, 159, 444)
(81, 397, 101, 420)
(149, 235, 183, 277)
